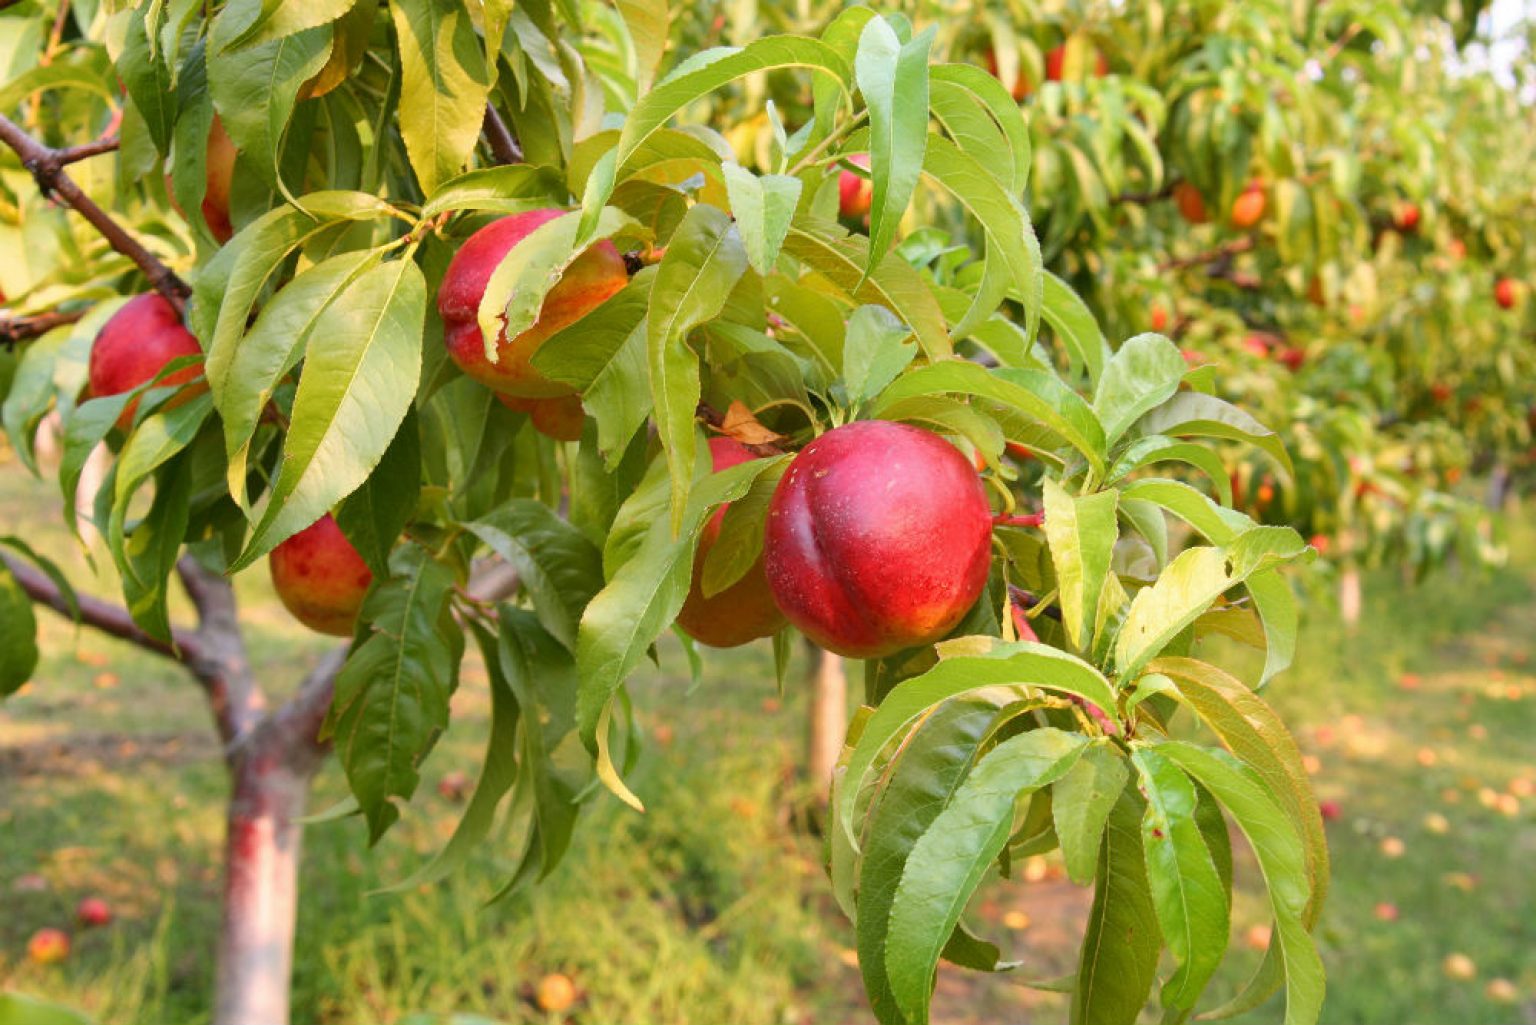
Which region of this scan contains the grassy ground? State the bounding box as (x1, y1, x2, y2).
(2, 460, 1535, 1025)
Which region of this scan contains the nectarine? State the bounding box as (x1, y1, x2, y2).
(763, 421, 993, 658)
(676, 437, 787, 648)
(88, 293, 204, 429)
(497, 393, 586, 442)
(269, 513, 373, 637)
(838, 154, 873, 220)
(1495, 277, 1518, 310)
(1230, 181, 1266, 229)
(438, 211, 628, 398)
(1173, 181, 1208, 225)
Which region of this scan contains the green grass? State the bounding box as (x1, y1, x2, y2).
(3, 457, 1535, 1024)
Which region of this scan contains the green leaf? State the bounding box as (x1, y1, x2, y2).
(419, 165, 569, 218)
(1131, 747, 1230, 1015)
(1071, 788, 1162, 1025)
(0, 992, 93, 1025)
(389, 0, 491, 195)
(870, 362, 1106, 478)
(207, 26, 331, 188)
(1147, 656, 1328, 923)
(1108, 436, 1231, 504)
(647, 204, 749, 531)
(1246, 570, 1300, 685)
(783, 223, 952, 361)
(377, 618, 523, 893)
(1152, 742, 1325, 1025)
(855, 18, 933, 273)
(325, 544, 460, 842)
(920, 135, 1042, 342)
(618, 36, 851, 168)
(217, 249, 380, 509)
(1115, 528, 1310, 681)
(721, 163, 801, 277)
(701, 455, 789, 598)
(466, 500, 604, 652)
(336, 407, 421, 576)
(884, 728, 1088, 1025)
(928, 65, 1030, 197)
(1093, 333, 1187, 447)
(1040, 271, 1108, 385)
(115, 459, 195, 644)
(1041, 478, 1118, 652)
(616, 0, 668, 92)
(575, 454, 773, 797)
(236, 258, 427, 569)
(218, 0, 359, 52)
(853, 694, 1018, 1023)
(1053, 740, 1129, 886)
(198, 196, 396, 390)
(1132, 392, 1294, 480)
(839, 643, 1118, 849)
(0, 559, 39, 696)
(120, 4, 177, 154)
(843, 304, 917, 409)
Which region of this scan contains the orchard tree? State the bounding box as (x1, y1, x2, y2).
(0, 1, 1431, 1023)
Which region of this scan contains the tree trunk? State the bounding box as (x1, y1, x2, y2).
(806, 646, 846, 803)
(1339, 564, 1362, 631)
(214, 743, 317, 1025)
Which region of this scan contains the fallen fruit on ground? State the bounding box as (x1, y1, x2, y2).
(763, 420, 993, 659)
(268, 514, 373, 637)
(536, 973, 578, 1012)
(88, 293, 205, 429)
(76, 897, 111, 927)
(438, 210, 628, 398)
(675, 436, 788, 648)
(27, 928, 70, 964)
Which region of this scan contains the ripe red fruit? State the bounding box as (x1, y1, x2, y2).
(1149, 304, 1169, 333)
(983, 48, 1030, 101)
(838, 154, 872, 220)
(27, 928, 70, 964)
(1430, 382, 1453, 404)
(1004, 441, 1034, 461)
(1448, 238, 1467, 261)
(1045, 43, 1108, 82)
(1494, 277, 1518, 310)
(1394, 203, 1420, 233)
(497, 393, 585, 442)
(1276, 346, 1305, 372)
(88, 293, 205, 430)
(1309, 533, 1329, 556)
(76, 897, 112, 928)
(268, 513, 373, 637)
(1319, 800, 1342, 821)
(438, 211, 628, 398)
(675, 437, 788, 648)
(1230, 181, 1267, 229)
(203, 116, 237, 243)
(1242, 333, 1272, 358)
(1173, 181, 1208, 225)
(763, 421, 993, 659)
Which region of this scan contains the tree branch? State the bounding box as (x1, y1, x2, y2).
(0, 114, 190, 312)
(3, 552, 196, 661)
(1158, 236, 1255, 272)
(1114, 180, 1179, 206)
(256, 646, 347, 774)
(482, 104, 523, 165)
(177, 557, 265, 748)
(0, 308, 84, 346)
(55, 134, 120, 166)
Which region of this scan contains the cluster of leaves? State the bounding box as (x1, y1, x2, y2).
(0, 0, 1334, 1021)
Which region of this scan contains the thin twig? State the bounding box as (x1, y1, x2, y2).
(0, 308, 84, 346)
(1158, 236, 1255, 272)
(482, 104, 523, 165)
(1113, 180, 1179, 206)
(55, 134, 120, 165)
(0, 113, 190, 311)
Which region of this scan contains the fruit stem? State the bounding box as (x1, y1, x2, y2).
(787, 109, 869, 177)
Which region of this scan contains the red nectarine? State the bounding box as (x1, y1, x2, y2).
(763, 421, 993, 659)
(88, 293, 204, 429)
(1230, 181, 1266, 229)
(269, 513, 373, 637)
(838, 154, 872, 220)
(1495, 277, 1518, 310)
(1173, 182, 1209, 225)
(438, 211, 628, 398)
(675, 437, 788, 648)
